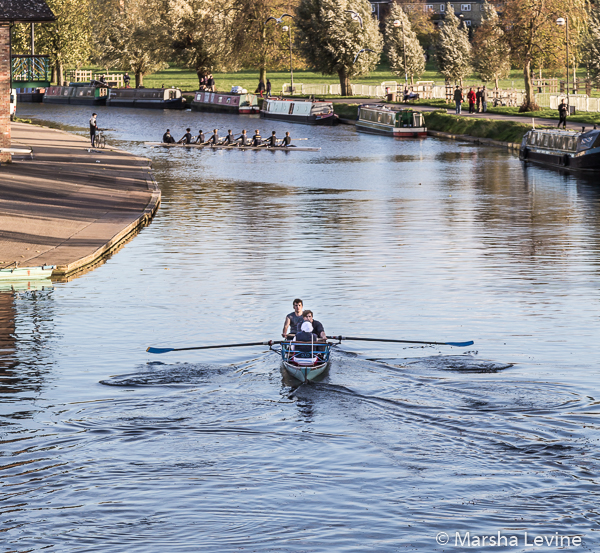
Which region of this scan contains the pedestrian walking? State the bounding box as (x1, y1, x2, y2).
(258, 80, 265, 98)
(123, 72, 131, 88)
(476, 87, 482, 113)
(467, 88, 477, 114)
(207, 74, 215, 92)
(453, 86, 463, 115)
(558, 99, 568, 129)
(481, 85, 488, 113)
(266, 79, 272, 98)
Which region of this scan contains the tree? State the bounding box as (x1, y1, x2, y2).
(583, 5, 600, 85)
(393, 0, 436, 52)
(434, 3, 471, 85)
(503, 0, 588, 111)
(161, 0, 243, 87)
(295, 0, 383, 96)
(11, 0, 92, 84)
(472, 0, 510, 89)
(385, 3, 425, 84)
(238, 0, 303, 87)
(95, 0, 168, 87)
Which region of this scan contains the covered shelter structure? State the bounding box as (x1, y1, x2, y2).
(0, 0, 55, 162)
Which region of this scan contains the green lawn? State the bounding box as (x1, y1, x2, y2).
(78, 62, 598, 98)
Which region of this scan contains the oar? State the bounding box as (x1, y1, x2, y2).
(147, 340, 281, 354)
(327, 336, 474, 347)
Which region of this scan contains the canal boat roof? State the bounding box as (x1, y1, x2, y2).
(359, 103, 423, 113)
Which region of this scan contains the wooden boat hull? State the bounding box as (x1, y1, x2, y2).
(0, 265, 55, 280)
(281, 360, 330, 383)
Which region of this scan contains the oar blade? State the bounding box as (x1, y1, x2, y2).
(445, 341, 474, 348)
(146, 346, 175, 354)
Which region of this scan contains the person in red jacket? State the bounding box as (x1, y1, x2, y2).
(468, 88, 477, 114)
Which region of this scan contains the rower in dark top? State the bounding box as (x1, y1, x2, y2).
(207, 129, 220, 145)
(294, 321, 318, 352)
(178, 128, 193, 144)
(251, 129, 262, 147)
(302, 310, 326, 340)
(236, 129, 250, 146)
(195, 130, 205, 144)
(265, 130, 278, 147)
(281, 131, 292, 147)
(221, 129, 236, 145)
(282, 298, 305, 338)
(162, 129, 176, 143)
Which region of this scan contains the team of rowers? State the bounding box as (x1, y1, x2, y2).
(282, 298, 327, 343)
(162, 128, 293, 148)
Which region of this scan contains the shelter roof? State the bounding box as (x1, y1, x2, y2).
(0, 0, 55, 23)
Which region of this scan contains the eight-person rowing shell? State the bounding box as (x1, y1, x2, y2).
(160, 128, 298, 148)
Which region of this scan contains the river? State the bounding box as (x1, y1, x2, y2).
(2, 103, 600, 552)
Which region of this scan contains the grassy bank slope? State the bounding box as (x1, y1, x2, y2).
(424, 111, 532, 143)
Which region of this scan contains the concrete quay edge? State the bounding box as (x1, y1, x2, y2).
(2, 123, 162, 280)
(426, 129, 521, 151)
(51, 169, 161, 279)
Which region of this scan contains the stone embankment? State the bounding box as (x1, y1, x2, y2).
(0, 123, 160, 279)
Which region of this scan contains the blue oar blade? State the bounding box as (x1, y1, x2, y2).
(445, 341, 474, 347)
(146, 347, 175, 354)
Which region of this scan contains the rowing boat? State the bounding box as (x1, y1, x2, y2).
(0, 265, 55, 280)
(280, 340, 332, 382)
(144, 142, 320, 152)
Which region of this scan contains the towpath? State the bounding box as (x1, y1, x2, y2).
(0, 123, 160, 279)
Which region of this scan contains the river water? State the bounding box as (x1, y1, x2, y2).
(3, 103, 600, 552)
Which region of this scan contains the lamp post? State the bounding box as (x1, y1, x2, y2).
(266, 14, 294, 94)
(393, 20, 407, 86)
(557, 17, 569, 107)
(282, 25, 294, 93)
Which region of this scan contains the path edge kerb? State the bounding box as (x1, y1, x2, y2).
(52, 157, 161, 279)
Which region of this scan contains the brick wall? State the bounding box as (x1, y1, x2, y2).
(0, 25, 10, 162)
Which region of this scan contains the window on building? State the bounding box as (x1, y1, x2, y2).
(425, 4, 433, 11)
(440, 4, 445, 11)
(461, 4, 471, 11)
(371, 4, 376, 12)
(465, 19, 471, 26)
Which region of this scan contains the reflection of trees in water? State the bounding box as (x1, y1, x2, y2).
(0, 287, 54, 404)
(0, 292, 16, 394)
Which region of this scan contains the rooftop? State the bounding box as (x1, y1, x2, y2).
(0, 0, 55, 22)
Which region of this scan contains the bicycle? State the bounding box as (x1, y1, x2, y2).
(93, 129, 107, 149)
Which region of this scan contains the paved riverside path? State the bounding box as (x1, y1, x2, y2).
(0, 123, 160, 278)
(330, 98, 595, 131)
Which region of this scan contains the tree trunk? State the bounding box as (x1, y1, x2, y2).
(338, 68, 351, 96)
(51, 65, 57, 85)
(521, 59, 538, 111)
(495, 75, 499, 90)
(259, 66, 267, 86)
(135, 72, 144, 88)
(57, 63, 64, 86)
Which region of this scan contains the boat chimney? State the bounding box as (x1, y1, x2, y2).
(582, 126, 586, 133)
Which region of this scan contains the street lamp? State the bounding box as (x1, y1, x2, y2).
(557, 17, 569, 108)
(266, 14, 294, 94)
(393, 19, 407, 86)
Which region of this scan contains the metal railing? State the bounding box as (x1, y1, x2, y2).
(11, 55, 51, 82)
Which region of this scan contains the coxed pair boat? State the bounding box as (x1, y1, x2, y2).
(279, 340, 333, 382)
(144, 142, 320, 152)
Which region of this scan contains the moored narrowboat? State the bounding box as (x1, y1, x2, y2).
(191, 90, 259, 114)
(107, 87, 185, 109)
(519, 128, 600, 172)
(16, 87, 45, 103)
(356, 104, 427, 137)
(260, 98, 338, 125)
(43, 82, 109, 105)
